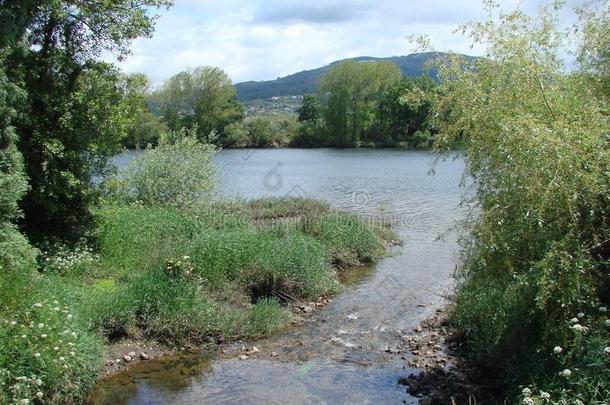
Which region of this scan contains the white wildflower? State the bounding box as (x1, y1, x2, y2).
(599, 306, 607, 313)
(577, 312, 585, 318)
(559, 369, 572, 377)
(33, 303, 43, 308)
(37, 323, 44, 328)
(36, 392, 43, 399)
(522, 387, 532, 396)
(540, 391, 550, 400)
(70, 351, 75, 356)
(59, 357, 65, 362)
(605, 319, 610, 327)
(522, 398, 534, 405)
(21, 335, 26, 339)
(34, 353, 41, 358)
(67, 314, 73, 320)
(70, 332, 77, 338)
(553, 346, 563, 354)
(568, 317, 579, 324)
(571, 324, 588, 333)
(40, 334, 47, 339)
(604, 347, 610, 355)
(35, 379, 42, 386)
(10, 321, 16, 326)
(53, 346, 59, 351)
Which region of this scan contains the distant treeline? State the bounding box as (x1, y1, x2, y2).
(125, 60, 439, 149)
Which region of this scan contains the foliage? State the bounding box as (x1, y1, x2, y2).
(154, 66, 244, 142)
(435, 1, 610, 401)
(374, 77, 436, 146)
(223, 114, 300, 148)
(297, 94, 321, 122)
(320, 60, 403, 146)
(0, 0, 170, 242)
(115, 128, 218, 208)
(0, 296, 103, 404)
(0, 53, 37, 274)
(123, 109, 168, 148)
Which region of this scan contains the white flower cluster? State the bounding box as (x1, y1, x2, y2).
(1, 298, 81, 403)
(0, 369, 44, 405)
(42, 244, 98, 276)
(521, 386, 551, 403)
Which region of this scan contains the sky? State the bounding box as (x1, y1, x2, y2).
(107, 0, 580, 86)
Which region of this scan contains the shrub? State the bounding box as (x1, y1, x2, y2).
(0, 296, 103, 404)
(434, 2, 610, 400)
(116, 127, 217, 207)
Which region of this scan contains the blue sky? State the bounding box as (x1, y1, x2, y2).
(107, 0, 579, 86)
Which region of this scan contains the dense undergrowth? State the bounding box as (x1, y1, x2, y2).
(0, 197, 394, 404)
(434, 2, 610, 403)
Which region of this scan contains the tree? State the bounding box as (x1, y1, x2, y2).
(0, 53, 37, 271)
(0, 0, 171, 242)
(155, 66, 244, 143)
(375, 77, 435, 146)
(297, 94, 321, 122)
(434, 1, 610, 400)
(319, 60, 402, 146)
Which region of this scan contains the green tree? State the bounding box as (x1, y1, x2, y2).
(155, 66, 244, 143)
(297, 94, 321, 122)
(0, 54, 37, 272)
(434, 1, 610, 400)
(1, 0, 172, 242)
(319, 60, 402, 146)
(375, 77, 435, 146)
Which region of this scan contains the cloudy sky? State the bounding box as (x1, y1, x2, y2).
(108, 0, 579, 86)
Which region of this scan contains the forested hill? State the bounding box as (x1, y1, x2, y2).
(235, 52, 453, 101)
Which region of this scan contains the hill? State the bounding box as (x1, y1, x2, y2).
(235, 52, 452, 101)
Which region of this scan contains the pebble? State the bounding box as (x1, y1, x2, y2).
(122, 355, 133, 363)
(127, 351, 136, 358)
(139, 352, 150, 360)
(239, 355, 249, 361)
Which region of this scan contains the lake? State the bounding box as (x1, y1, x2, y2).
(91, 148, 468, 404)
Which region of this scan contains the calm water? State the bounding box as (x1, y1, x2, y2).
(91, 148, 468, 404)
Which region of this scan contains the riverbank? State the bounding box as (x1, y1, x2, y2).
(0, 198, 397, 404)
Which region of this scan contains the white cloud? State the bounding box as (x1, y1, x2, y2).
(105, 0, 579, 86)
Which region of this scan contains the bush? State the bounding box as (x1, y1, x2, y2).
(0, 294, 103, 404)
(435, 2, 610, 401)
(115, 127, 217, 207)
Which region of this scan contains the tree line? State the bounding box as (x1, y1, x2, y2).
(126, 60, 438, 150)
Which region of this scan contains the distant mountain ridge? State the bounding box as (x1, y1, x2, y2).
(235, 52, 453, 101)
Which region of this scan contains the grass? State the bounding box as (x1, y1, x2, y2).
(0, 198, 395, 404)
